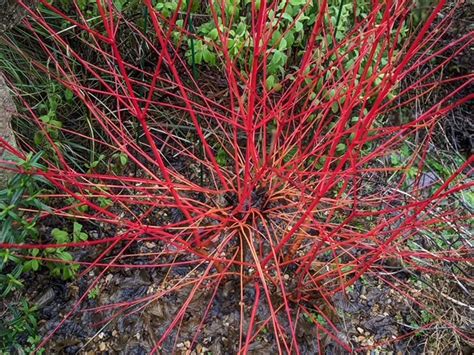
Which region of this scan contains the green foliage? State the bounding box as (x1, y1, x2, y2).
(0, 153, 49, 296)
(88, 285, 101, 300)
(0, 152, 87, 296)
(0, 300, 44, 354)
(303, 311, 328, 327)
(43, 225, 88, 280)
(216, 147, 228, 166)
(33, 83, 67, 159)
(0, 152, 48, 245)
(409, 309, 435, 337)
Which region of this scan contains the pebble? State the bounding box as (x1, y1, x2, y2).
(35, 288, 56, 309)
(145, 241, 156, 249)
(99, 342, 107, 351)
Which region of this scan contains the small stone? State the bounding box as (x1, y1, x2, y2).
(99, 342, 107, 351)
(184, 341, 191, 348)
(68, 285, 79, 298)
(283, 274, 290, 280)
(145, 241, 156, 248)
(367, 339, 374, 346)
(98, 332, 105, 339)
(177, 342, 184, 348)
(112, 330, 118, 337)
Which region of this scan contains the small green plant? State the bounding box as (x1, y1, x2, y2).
(33, 83, 66, 159)
(110, 151, 129, 174)
(0, 154, 86, 295)
(0, 300, 44, 354)
(0, 152, 48, 244)
(88, 285, 101, 300)
(409, 309, 435, 337)
(43, 224, 88, 280)
(0, 153, 49, 296)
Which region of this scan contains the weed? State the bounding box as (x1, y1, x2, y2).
(87, 286, 101, 300)
(0, 300, 44, 354)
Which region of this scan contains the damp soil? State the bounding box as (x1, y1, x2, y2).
(3, 265, 417, 353)
(4, 215, 471, 355)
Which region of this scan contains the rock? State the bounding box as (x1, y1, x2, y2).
(0, 74, 17, 187)
(34, 288, 56, 309)
(0, 0, 37, 34)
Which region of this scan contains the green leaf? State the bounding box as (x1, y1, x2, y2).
(290, 0, 306, 6)
(51, 228, 68, 243)
(195, 51, 203, 65)
(59, 251, 73, 261)
(25, 259, 39, 272)
(49, 120, 63, 128)
(203, 49, 217, 65)
(64, 89, 73, 101)
(39, 115, 51, 124)
(34, 132, 43, 146)
(271, 30, 282, 46)
(73, 222, 82, 235)
(114, 0, 124, 11)
(294, 21, 303, 32)
(282, 13, 293, 22)
(119, 153, 128, 166)
(336, 143, 346, 153)
(216, 147, 228, 166)
(286, 30, 295, 47)
(216, 147, 227, 166)
(266, 75, 276, 90)
(284, 147, 298, 163)
(208, 28, 219, 40)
